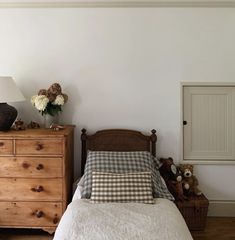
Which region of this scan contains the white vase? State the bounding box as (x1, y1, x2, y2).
(43, 114, 59, 128)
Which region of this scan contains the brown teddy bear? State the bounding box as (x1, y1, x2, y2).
(159, 158, 187, 201)
(13, 119, 26, 131)
(27, 121, 40, 129)
(179, 164, 202, 196)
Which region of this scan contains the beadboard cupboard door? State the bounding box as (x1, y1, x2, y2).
(183, 86, 235, 163)
(0, 126, 74, 234)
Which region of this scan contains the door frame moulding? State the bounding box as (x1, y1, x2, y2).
(1, 1, 235, 8)
(180, 82, 235, 165)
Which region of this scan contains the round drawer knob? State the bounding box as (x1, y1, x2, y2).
(35, 210, 44, 218)
(36, 143, 43, 151)
(31, 185, 44, 192)
(0, 142, 4, 147)
(36, 164, 44, 170)
(53, 216, 59, 224)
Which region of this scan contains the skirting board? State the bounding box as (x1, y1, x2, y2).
(208, 200, 235, 217)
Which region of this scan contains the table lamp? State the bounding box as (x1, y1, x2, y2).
(0, 77, 25, 131)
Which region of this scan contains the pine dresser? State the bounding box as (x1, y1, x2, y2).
(0, 125, 74, 234)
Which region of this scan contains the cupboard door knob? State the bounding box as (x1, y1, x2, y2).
(35, 210, 44, 218)
(31, 185, 44, 192)
(183, 121, 187, 125)
(36, 143, 43, 151)
(36, 164, 44, 170)
(0, 142, 4, 147)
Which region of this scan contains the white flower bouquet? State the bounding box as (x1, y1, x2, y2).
(31, 83, 68, 116)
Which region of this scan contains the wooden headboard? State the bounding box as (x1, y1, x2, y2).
(80, 128, 157, 175)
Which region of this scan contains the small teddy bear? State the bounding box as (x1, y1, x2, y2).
(159, 158, 187, 201)
(179, 164, 202, 196)
(27, 121, 40, 129)
(13, 119, 26, 131)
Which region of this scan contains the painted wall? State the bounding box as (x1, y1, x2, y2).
(0, 7, 235, 205)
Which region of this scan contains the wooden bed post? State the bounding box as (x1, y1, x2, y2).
(150, 129, 157, 157)
(81, 128, 87, 175)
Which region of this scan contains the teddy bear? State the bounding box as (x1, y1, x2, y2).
(179, 164, 202, 196)
(13, 119, 26, 131)
(159, 157, 187, 201)
(27, 121, 40, 129)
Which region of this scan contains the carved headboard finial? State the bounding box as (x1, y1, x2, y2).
(151, 129, 156, 134)
(150, 129, 157, 142)
(81, 128, 86, 135)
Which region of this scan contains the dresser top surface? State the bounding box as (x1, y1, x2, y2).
(0, 125, 75, 138)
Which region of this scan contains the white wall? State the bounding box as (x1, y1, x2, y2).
(0, 7, 235, 204)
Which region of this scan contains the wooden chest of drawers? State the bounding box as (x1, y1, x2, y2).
(0, 126, 74, 234)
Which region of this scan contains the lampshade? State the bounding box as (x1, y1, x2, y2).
(0, 77, 25, 131)
(0, 77, 25, 103)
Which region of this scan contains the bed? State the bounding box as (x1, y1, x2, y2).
(53, 129, 193, 240)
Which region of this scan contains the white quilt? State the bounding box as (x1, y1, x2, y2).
(54, 198, 193, 240)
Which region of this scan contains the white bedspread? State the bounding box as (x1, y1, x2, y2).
(54, 198, 192, 240)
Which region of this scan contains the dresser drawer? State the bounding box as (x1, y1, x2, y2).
(0, 178, 62, 201)
(0, 139, 13, 155)
(15, 139, 63, 155)
(0, 157, 62, 178)
(0, 201, 62, 227)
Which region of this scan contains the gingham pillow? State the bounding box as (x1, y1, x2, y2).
(81, 151, 174, 201)
(90, 171, 154, 204)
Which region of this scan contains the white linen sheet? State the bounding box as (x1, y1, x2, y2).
(54, 196, 193, 240)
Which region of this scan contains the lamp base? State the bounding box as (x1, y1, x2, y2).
(0, 103, 17, 131)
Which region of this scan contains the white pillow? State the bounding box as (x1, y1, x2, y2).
(72, 176, 84, 201)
